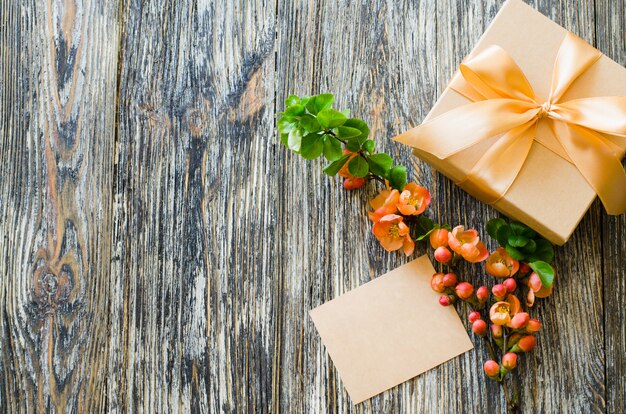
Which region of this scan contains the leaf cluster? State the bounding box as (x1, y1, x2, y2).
(277, 93, 407, 190)
(486, 218, 555, 288)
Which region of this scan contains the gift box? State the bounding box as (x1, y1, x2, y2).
(394, 0, 626, 245)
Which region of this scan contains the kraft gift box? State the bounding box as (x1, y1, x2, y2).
(395, 0, 626, 245)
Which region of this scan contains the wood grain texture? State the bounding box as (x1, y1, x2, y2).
(596, 1, 626, 413)
(0, 0, 119, 412)
(109, 0, 276, 412)
(0, 0, 624, 412)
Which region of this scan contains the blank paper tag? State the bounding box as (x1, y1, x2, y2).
(309, 255, 473, 404)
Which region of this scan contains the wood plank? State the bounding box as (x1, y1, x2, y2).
(274, 1, 441, 411)
(596, 0, 626, 412)
(109, 0, 277, 411)
(0, 0, 119, 412)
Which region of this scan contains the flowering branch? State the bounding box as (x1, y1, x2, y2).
(277, 93, 557, 413)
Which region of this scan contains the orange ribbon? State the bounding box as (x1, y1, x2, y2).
(395, 33, 626, 215)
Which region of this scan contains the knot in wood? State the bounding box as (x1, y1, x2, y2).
(34, 266, 73, 309)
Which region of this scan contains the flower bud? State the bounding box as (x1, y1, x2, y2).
(508, 312, 530, 330)
(431, 273, 446, 293)
(492, 284, 507, 300)
(490, 323, 503, 339)
(519, 262, 531, 275)
(503, 278, 517, 293)
(483, 360, 500, 379)
(468, 311, 481, 323)
(455, 282, 474, 300)
(472, 319, 487, 336)
(343, 177, 366, 190)
(439, 295, 453, 307)
(442, 273, 458, 287)
(526, 289, 535, 308)
(528, 272, 543, 292)
(502, 352, 518, 370)
(434, 246, 452, 264)
(526, 318, 541, 333)
(476, 286, 489, 302)
(511, 335, 536, 353)
(429, 228, 449, 249)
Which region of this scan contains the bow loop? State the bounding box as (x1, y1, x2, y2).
(458, 46, 537, 102)
(549, 33, 602, 103)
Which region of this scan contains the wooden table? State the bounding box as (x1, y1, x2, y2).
(1, 0, 623, 412)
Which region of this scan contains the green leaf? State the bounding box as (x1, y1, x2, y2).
(343, 118, 369, 143)
(496, 225, 513, 247)
(509, 221, 528, 235)
(323, 154, 351, 176)
(414, 216, 436, 240)
(300, 134, 323, 160)
(505, 244, 526, 260)
(277, 116, 298, 134)
(305, 94, 334, 115)
(530, 239, 554, 262)
(529, 261, 555, 288)
(508, 235, 529, 247)
(486, 218, 507, 240)
(284, 104, 305, 116)
(287, 128, 303, 152)
(314, 94, 334, 112)
(347, 155, 369, 178)
(345, 139, 361, 152)
(305, 98, 319, 115)
(388, 165, 407, 191)
(280, 133, 289, 147)
(367, 153, 393, 176)
(299, 114, 321, 132)
(341, 108, 350, 117)
(317, 109, 347, 129)
(323, 135, 343, 161)
(285, 94, 300, 107)
(520, 226, 537, 238)
(361, 139, 375, 153)
(335, 126, 362, 139)
(522, 239, 537, 254)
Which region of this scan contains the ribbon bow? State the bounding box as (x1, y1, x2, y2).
(395, 33, 626, 214)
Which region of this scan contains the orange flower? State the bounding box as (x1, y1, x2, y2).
(489, 294, 521, 326)
(368, 189, 400, 222)
(372, 214, 415, 256)
(486, 247, 519, 278)
(447, 226, 488, 263)
(397, 182, 431, 215)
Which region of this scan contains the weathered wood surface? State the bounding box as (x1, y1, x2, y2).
(0, 0, 624, 412)
(0, 0, 119, 411)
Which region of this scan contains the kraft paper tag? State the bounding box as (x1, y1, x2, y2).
(309, 255, 473, 404)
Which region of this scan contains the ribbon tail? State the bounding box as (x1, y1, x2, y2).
(460, 121, 537, 203)
(393, 99, 539, 159)
(552, 121, 626, 215)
